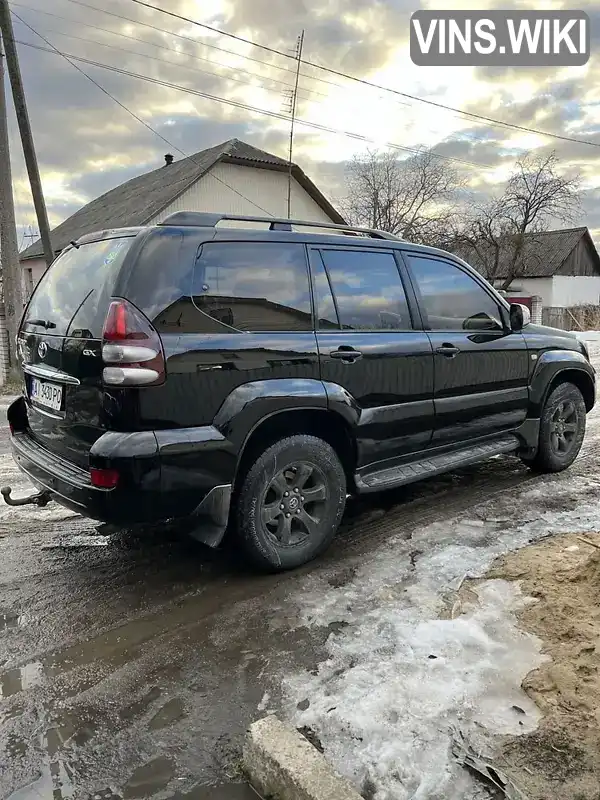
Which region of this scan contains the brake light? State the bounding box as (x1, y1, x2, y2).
(90, 467, 119, 488)
(102, 299, 165, 386)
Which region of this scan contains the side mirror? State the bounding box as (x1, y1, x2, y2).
(509, 303, 531, 332)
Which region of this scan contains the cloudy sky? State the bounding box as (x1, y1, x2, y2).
(5, 0, 600, 248)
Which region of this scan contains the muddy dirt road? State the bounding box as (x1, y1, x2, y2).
(1, 352, 599, 800)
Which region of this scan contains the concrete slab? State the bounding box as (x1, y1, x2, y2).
(243, 716, 363, 800)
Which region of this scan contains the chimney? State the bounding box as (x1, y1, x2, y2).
(164, 153, 174, 166)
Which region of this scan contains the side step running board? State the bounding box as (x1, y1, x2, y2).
(355, 435, 520, 493)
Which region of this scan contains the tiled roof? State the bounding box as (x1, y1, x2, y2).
(21, 139, 343, 260)
(454, 227, 600, 278)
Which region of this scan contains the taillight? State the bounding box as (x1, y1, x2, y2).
(90, 467, 119, 488)
(102, 299, 165, 386)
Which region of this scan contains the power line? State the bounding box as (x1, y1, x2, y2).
(10, 12, 276, 217)
(60, 0, 413, 108)
(9, 1, 329, 100)
(11, 1, 515, 153)
(10, 1, 506, 152)
(60, 0, 321, 86)
(125, 0, 600, 149)
(15, 37, 486, 168)
(10, 16, 321, 103)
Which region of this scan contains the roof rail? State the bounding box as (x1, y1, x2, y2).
(157, 212, 401, 241)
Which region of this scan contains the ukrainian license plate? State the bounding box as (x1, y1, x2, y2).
(30, 378, 63, 411)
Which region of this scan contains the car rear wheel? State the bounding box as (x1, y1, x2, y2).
(523, 382, 586, 473)
(235, 435, 346, 571)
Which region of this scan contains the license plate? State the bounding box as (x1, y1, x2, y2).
(31, 378, 63, 411)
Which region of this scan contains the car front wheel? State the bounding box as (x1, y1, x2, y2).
(523, 381, 586, 473)
(235, 434, 346, 572)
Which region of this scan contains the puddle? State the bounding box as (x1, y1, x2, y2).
(5, 759, 74, 800)
(148, 697, 186, 730)
(0, 661, 44, 698)
(4, 717, 96, 800)
(122, 756, 175, 799)
(174, 785, 261, 799)
(0, 611, 23, 631)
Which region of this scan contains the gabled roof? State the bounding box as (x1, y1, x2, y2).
(455, 226, 600, 279)
(21, 139, 344, 261)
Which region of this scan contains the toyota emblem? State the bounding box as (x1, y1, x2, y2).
(38, 342, 48, 360)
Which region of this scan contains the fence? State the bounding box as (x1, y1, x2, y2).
(542, 304, 600, 331)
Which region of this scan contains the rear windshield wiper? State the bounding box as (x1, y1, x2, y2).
(25, 318, 57, 330)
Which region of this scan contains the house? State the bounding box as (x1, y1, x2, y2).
(19, 138, 344, 294)
(456, 227, 600, 316)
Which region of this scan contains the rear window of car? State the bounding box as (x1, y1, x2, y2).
(146, 240, 313, 334)
(24, 237, 134, 338)
(189, 242, 312, 332)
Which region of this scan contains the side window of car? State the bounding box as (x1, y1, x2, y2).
(318, 249, 411, 330)
(407, 256, 503, 332)
(188, 242, 313, 332)
(311, 252, 340, 330)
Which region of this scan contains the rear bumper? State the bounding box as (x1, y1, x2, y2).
(10, 429, 162, 524)
(8, 397, 235, 535)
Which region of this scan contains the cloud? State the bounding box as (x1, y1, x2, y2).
(5, 0, 600, 247)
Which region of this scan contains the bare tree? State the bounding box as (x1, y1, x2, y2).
(458, 151, 582, 290)
(344, 148, 463, 244)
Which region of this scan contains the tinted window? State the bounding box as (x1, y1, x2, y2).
(124, 230, 189, 328)
(319, 249, 410, 330)
(24, 237, 133, 337)
(312, 252, 340, 330)
(408, 256, 503, 332)
(190, 242, 312, 332)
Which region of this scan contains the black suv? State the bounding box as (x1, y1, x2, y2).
(6, 213, 596, 570)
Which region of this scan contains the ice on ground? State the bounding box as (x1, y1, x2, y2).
(284, 473, 600, 800)
(286, 579, 542, 800)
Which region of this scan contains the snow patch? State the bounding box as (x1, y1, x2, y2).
(286, 578, 543, 800)
(284, 472, 600, 799)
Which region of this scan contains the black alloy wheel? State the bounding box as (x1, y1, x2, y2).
(261, 462, 329, 547)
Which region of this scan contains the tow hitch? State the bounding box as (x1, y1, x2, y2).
(1, 486, 53, 507)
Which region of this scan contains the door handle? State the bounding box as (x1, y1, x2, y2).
(330, 347, 363, 363)
(436, 344, 460, 358)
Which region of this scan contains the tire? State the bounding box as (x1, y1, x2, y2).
(235, 435, 346, 572)
(523, 382, 586, 473)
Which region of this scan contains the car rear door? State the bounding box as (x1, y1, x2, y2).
(403, 253, 530, 445)
(18, 236, 134, 467)
(311, 245, 434, 468)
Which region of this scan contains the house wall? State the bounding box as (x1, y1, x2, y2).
(504, 277, 554, 306)
(557, 237, 597, 277)
(551, 276, 600, 307)
(505, 276, 600, 308)
(149, 163, 336, 225)
(20, 257, 47, 301)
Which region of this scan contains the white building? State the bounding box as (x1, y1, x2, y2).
(455, 227, 600, 315)
(19, 139, 344, 292)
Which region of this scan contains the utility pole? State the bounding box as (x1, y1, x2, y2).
(286, 30, 304, 219)
(0, 0, 53, 268)
(0, 33, 23, 377)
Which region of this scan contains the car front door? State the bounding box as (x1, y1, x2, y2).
(311, 246, 434, 469)
(403, 253, 530, 445)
